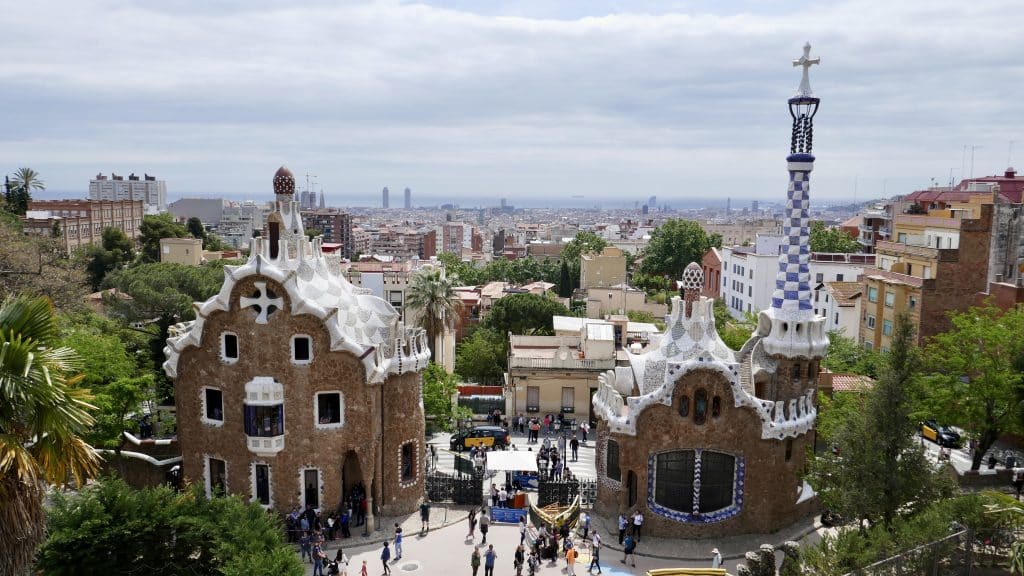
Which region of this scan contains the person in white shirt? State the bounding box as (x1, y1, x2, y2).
(711, 547, 722, 568)
(632, 511, 644, 541)
(617, 514, 627, 544)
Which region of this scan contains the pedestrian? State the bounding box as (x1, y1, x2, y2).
(632, 510, 644, 541)
(313, 542, 326, 576)
(519, 514, 528, 544)
(300, 531, 312, 563)
(565, 543, 578, 575)
(380, 541, 392, 575)
(527, 549, 541, 575)
(1013, 471, 1024, 501)
(711, 547, 722, 568)
(360, 559, 368, 576)
(467, 507, 478, 539)
(479, 509, 490, 544)
(571, 435, 580, 462)
(483, 544, 497, 576)
(617, 513, 627, 545)
(420, 500, 431, 533)
(580, 511, 590, 541)
(514, 543, 526, 576)
(580, 422, 589, 443)
(470, 547, 481, 576)
(588, 532, 602, 574)
(393, 523, 403, 560)
(499, 486, 508, 508)
(335, 550, 350, 576)
(621, 534, 636, 567)
(490, 483, 498, 508)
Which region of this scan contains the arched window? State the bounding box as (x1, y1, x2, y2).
(652, 450, 738, 515)
(699, 451, 736, 513)
(606, 440, 620, 482)
(791, 363, 802, 380)
(694, 389, 708, 425)
(711, 396, 721, 419)
(679, 395, 690, 417)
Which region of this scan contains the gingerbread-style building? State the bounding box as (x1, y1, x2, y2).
(591, 45, 829, 537)
(164, 166, 430, 528)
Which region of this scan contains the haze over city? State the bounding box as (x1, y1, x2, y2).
(3, 0, 1022, 205)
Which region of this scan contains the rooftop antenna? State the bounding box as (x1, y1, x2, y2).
(949, 167, 959, 188)
(969, 145, 982, 179)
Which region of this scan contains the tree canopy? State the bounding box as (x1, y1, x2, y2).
(138, 213, 189, 263)
(4, 167, 45, 215)
(922, 303, 1024, 470)
(482, 292, 569, 336)
(561, 231, 609, 264)
(422, 362, 463, 431)
(436, 252, 561, 288)
(84, 227, 135, 290)
(455, 327, 506, 385)
(810, 220, 860, 253)
(822, 330, 883, 379)
(404, 267, 462, 363)
(38, 478, 302, 576)
(640, 219, 717, 279)
(806, 312, 951, 530)
(0, 212, 87, 311)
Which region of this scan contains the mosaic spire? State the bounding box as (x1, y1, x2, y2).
(769, 43, 820, 319)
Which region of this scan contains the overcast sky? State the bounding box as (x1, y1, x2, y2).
(2, 0, 1021, 207)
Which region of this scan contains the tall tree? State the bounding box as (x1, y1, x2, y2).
(186, 216, 206, 240)
(138, 213, 189, 263)
(640, 219, 715, 279)
(823, 330, 883, 378)
(806, 312, 950, 530)
(558, 260, 572, 297)
(5, 167, 45, 215)
(809, 220, 860, 253)
(0, 212, 88, 311)
(404, 268, 462, 363)
(483, 292, 569, 336)
(38, 478, 303, 576)
(0, 296, 100, 575)
(421, 362, 462, 430)
(561, 231, 609, 264)
(923, 303, 1024, 470)
(84, 227, 136, 290)
(455, 327, 506, 384)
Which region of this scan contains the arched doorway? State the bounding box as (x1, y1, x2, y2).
(341, 450, 363, 504)
(627, 470, 638, 508)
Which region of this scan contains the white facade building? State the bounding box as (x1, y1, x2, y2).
(89, 173, 167, 214)
(819, 281, 863, 337)
(719, 235, 874, 321)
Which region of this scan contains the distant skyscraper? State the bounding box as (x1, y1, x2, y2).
(404, 187, 412, 209)
(319, 190, 325, 209)
(641, 204, 649, 215)
(648, 195, 657, 207)
(89, 172, 167, 214)
(726, 197, 731, 215)
(500, 198, 507, 208)
(751, 200, 759, 213)
(382, 186, 390, 209)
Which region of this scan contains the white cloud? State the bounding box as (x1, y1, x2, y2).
(1, 0, 1021, 204)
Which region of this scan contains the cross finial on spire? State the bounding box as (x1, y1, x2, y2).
(792, 42, 820, 97)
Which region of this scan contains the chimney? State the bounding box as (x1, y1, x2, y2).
(1006, 167, 1017, 179)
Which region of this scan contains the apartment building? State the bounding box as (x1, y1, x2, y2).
(90, 172, 167, 214)
(579, 246, 627, 289)
(859, 204, 992, 351)
(301, 209, 354, 259)
(22, 199, 144, 254)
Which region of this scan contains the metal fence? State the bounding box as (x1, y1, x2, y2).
(845, 529, 972, 576)
(537, 475, 597, 509)
(425, 470, 483, 506)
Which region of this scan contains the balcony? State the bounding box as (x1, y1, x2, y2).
(509, 355, 616, 370)
(244, 377, 285, 455)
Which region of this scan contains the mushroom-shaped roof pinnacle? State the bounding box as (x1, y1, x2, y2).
(273, 166, 295, 195)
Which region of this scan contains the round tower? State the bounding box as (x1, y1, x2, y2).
(758, 43, 829, 365)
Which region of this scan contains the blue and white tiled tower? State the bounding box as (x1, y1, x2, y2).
(759, 44, 829, 359)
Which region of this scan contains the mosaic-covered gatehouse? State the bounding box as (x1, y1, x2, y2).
(591, 44, 829, 538)
(163, 167, 430, 529)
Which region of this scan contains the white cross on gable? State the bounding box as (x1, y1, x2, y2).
(240, 281, 284, 324)
(792, 42, 820, 97)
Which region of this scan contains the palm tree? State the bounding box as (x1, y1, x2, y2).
(0, 296, 99, 575)
(6, 167, 45, 215)
(404, 267, 462, 364)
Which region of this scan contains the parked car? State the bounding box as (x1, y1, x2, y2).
(450, 426, 510, 451)
(920, 419, 962, 448)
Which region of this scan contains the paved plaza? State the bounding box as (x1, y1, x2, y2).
(300, 428, 825, 575)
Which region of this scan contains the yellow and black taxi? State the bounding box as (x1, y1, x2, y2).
(449, 426, 510, 451)
(920, 419, 962, 448)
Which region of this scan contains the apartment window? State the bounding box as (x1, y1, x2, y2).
(221, 332, 239, 363)
(606, 440, 621, 482)
(315, 392, 344, 428)
(244, 404, 284, 437)
(816, 273, 824, 283)
(749, 269, 753, 280)
(881, 346, 890, 354)
(748, 286, 752, 297)
(834, 313, 839, 325)
(292, 335, 312, 364)
(909, 296, 917, 309)
(401, 442, 416, 482)
(526, 386, 540, 412)
(867, 315, 876, 329)
(253, 463, 271, 506)
(867, 287, 878, 303)
(863, 341, 873, 351)
(882, 319, 893, 336)
(897, 232, 907, 243)
(203, 388, 224, 424)
(836, 274, 844, 281)
(923, 266, 931, 279)
(884, 291, 895, 307)
(206, 456, 227, 497)
(561, 387, 575, 413)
